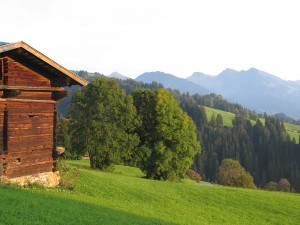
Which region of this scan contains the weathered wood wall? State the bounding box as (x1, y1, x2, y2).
(2, 102, 55, 178)
(0, 57, 51, 87)
(0, 57, 57, 178)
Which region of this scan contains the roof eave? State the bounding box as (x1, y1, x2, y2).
(0, 41, 88, 86)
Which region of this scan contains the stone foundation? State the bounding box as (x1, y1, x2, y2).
(1, 171, 60, 187)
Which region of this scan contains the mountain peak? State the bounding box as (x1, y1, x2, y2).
(109, 72, 129, 80)
(247, 67, 259, 72)
(247, 67, 270, 75)
(190, 72, 212, 77)
(136, 71, 183, 82)
(218, 68, 239, 79)
(223, 68, 238, 73)
(244, 68, 283, 82)
(136, 71, 210, 95)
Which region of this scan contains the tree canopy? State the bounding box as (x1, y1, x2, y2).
(69, 77, 140, 170)
(132, 89, 200, 181)
(58, 76, 300, 188)
(218, 159, 256, 189)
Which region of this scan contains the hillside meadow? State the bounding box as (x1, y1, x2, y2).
(204, 106, 300, 143)
(0, 160, 299, 225)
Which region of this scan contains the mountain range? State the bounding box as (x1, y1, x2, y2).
(109, 72, 130, 80)
(132, 69, 300, 119)
(136, 72, 210, 95)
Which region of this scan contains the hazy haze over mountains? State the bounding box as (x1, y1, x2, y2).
(187, 68, 300, 118)
(136, 71, 210, 95)
(109, 72, 130, 80)
(133, 68, 300, 119)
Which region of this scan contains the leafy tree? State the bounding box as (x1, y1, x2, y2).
(69, 77, 140, 170)
(56, 76, 300, 187)
(132, 89, 200, 181)
(218, 159, 256, 189)
(264, 181, 278, 191)
(57, 117, 74, 158)
(210, 113, 217, 127)
(216, 114, 223, 127)
(278, 178, 291, 192)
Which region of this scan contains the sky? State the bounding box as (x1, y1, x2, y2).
(1, 0, 300, 80)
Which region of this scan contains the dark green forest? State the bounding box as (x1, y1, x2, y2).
(58, 71, 300, 189)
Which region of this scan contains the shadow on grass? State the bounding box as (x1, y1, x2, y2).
(0, 185, 177, 225)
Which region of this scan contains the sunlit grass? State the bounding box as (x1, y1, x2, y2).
(0, 160, 299, 225)
(204, 106, 236, 127)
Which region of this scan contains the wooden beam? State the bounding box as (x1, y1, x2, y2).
(51, 91, 68, 101)
(0, 98, 56, 103)
(0, 85, 65, 92)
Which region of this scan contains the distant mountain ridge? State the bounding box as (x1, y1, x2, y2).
(188, 68, 300, 119)
(131, 68, 300, 119)
(135, 71, 210, 95)
(72, 68, 300, 119)
(109, 72, 130, 80)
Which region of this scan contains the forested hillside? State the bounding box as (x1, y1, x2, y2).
(58, 71, 300, 189)
(204, 106, 300, 144)
(175, 92, 300, 187)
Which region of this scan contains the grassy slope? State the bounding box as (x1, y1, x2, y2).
(285, 122, 300, 143)
(1, 160, 300, 225)
(204, 106, 300, 143)
(204, 106, 236, 127)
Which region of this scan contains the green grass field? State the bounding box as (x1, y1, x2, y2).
(285, 122, 300, 143)
(204, 106, 237, 127)
(204, 106, 300, 143)
(1, 160, 299, 225)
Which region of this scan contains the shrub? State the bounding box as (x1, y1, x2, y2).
(218, 159, 256, 189)
(264, 181, 278, 191)
(186, 169, 202, 182)
(57, 160, 79, 190)
(278, 178, 291, 192)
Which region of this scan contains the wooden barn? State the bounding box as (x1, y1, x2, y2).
(0, 41, 88, 186)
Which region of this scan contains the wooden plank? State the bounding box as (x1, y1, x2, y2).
(6, 148, 53, 156)
(6, 143, 53, 152)
(8, 127, 52, 136)
(5, 151, 53, 164)
(0, 98, 56, 104)
(3, 91, 53, 101)
(5, 161, 54, 178)
(4, 58, 51, 87)
(5, 156, 52, 167)
(0, 85, 64, 92)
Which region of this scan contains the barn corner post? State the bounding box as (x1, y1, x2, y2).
(0, 41, 88, 187)
(52, 105, 58, 169)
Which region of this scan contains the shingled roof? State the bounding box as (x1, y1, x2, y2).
(0, 41, 88, 86)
